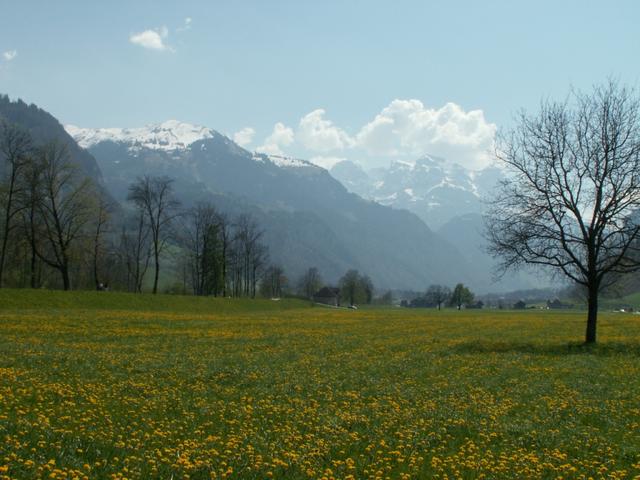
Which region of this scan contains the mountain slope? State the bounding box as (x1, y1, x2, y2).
(437, 213, 540, 292)
(68, 121, 482, 290)
(0, 95, 103, 183)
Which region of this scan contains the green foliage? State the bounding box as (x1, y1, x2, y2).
(449, 282, 475, 309)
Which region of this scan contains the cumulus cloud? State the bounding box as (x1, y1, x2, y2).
(258, 100, 496, 169)
(2, 50, 17, 61)
(256, 122, 294, 155)
(233, 127, 255, 147)
(355, 99, 496, 170)
(129, 26, 171, 51)
(297, 109, 353, 152)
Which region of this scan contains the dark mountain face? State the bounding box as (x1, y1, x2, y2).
(0, 95, 103, 183)
(74, 124, 481, 290)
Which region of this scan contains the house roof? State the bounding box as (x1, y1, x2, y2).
(315, 287, 340, 297)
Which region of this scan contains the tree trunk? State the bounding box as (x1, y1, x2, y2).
(153, 248, 160, 294)
(585, 286, 598, 344)
(30, 244, 37, 289)
(61, 266, 70, 291)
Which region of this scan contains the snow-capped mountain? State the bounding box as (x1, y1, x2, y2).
(65, 121, 321, 172)
(330, 155, 504, 228)
(66, 120, 216, 152)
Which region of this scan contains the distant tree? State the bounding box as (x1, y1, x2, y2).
(0, 121, 32, 287)
(298, 267, 323, 299)
(127, 175, 180, 294)
(229, 214, 268, 297)
(339, 269, 363, 306)
(34, 141, 95, 290)
(377, 290, 393, 305)
(486, 81, 640, 343)
(182, 202, 223, 296)
(361, 275, 374, 304)
(449, 283, 474, 310)
(18, 157, 44, 288)
(216, 212, 231, 297)
(117, 212, 153, 293)
(261, 264, 287, 298)
(91, 194, 112, 290)
(424, 284, 452, 310)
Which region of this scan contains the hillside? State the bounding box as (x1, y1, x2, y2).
(0, 95, 103, 183)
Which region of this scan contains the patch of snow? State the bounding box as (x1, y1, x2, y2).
(267, 155, 320, 169)
(65, 120, 216, 151)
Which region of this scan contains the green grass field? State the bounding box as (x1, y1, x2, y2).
(1, 290, 639, 479)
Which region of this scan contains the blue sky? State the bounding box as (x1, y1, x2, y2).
(1, 0, 639, 169)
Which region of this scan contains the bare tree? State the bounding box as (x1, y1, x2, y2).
(425, 284, 451, 310)
(127, 176, 180, 294)
(361, 274, 374, 304)
(260, 264, 286, 298)
(117, 213, 152, 293)
(216, 211, 231, 297)
(486, 81, 640, 343)
(35, 141, 95, 290)
(232, 214, 267, 297)
(18, 155, 43, 288)
(0, 122, 32, 287)
(182, 202, 225, 296)
(298, 267, 323, 299)
(92, 194, 112, 290)
(339, 269, 362, 306)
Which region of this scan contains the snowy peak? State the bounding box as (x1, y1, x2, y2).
(330, 155, 504, 228)
(65, 120, 216, 151)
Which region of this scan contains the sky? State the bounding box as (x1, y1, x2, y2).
(1, 0, 639, 170)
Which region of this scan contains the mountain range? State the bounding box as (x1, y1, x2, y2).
(65, 120, 489, 291)
(329, 156, 504, 229)
(329, 156, 543, 291)
(1, 95, 537, 292)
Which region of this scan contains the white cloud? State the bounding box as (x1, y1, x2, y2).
(129, 26, 171, 51)
(256, 122, 294, 155)
(257, 100, 495, 170)
(177, 17, 192, 32)
(297, 109, 353, 152)
(355, 99, 496, 170)
(2, 50, 17, 61)
(233, 127, 255, 147)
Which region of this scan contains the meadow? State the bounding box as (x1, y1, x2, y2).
(0, 290, 639, 479)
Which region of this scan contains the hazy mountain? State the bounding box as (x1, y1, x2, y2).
(329, 155, 546, 291)
(67, 121, 487, 290)
(330, 155, 504, 229)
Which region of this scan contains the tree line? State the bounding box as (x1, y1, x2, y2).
(403, 283, 476, 310)
(0, 121, 387, 301)
(0, 122, 279, 296)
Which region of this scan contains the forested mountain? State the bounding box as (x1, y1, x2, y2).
(0, 95, 103, 183)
